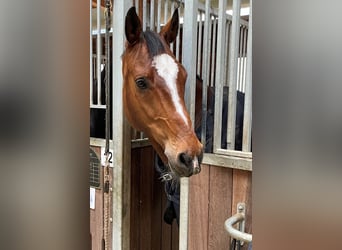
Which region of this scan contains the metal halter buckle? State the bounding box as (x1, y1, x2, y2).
(159, 173, 173, 182)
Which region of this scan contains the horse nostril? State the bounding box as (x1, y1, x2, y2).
(178, 152, 193, 168)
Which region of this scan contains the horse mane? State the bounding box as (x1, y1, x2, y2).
(143, 30, 166, 58)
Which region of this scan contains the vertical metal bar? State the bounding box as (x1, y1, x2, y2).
(242, 0, 252, 152)
(176, 3, 181, 61)
(240, 26, 245, 92)
(171, 1, 175, 16)
(164, 0, 168, 25)
(143, 0, 147, 30)
(213, 0, 227, 152)
(105, 0, 111, 155)
(197, 10, 203, 76)
(238, 25, 244, 91)
(200, 0, 211, 149)
(96, 0, 102, 105)
(181, 1, 198, 249)
(157, 0, 162, 32)
(92, 55, 96, 104)
(150, 0, 155, 31)
(90, 0, 93, 105)
(112, 1, 131, 249)
(226, 0, 241, 150)
(135, 0, 139, 12)
(170, 1, 175, 54)
(224, 20, 230, 86)
(227, 21, 232, 85)
(242, 26, 248, 92)
(210, 17, 217, 87)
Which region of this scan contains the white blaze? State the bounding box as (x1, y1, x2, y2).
(152, 54, 188, 125)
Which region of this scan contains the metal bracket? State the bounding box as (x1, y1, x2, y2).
(237, 203, 246, 246)
(225, 202, 252, 245)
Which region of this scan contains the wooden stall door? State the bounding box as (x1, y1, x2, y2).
(188, 164, 252, 250)
(131, 146, 179, 250)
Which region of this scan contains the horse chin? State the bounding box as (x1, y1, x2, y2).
(167, 159, 200, 178)
(167, 163, 190, 178)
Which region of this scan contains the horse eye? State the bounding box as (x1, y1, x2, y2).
(135, 78, 148, 89)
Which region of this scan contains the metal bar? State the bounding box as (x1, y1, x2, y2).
(96, 0, 102, 105)
(242, 0, 252, 152)
(226, 0, 241, 150)
(180, 1, 198, 248)
(240, 26, 245, 92)
(112, 1, 131, 249)
(237, 203, 246, 247)
(197, 10, 203, 76)
(200, 0, 211, 149)
(213, 0, 226, 153)
(90, 0, 93, 105)
(175, 2, 181, 61)
(225, 214, 252, 243)
(150, 0, 155, 31)
(170, 1, 175, 54)
(238, 25, 244, 92)
(90, 104, 106, 109)
(157, 0, 162, 32)
(105, 0, 111, 155)
(92, 56, 96, 104)
(135, 0, 139, 13)
(164, 0, 168, 25)
(171, 1, 175, 17)
(242, 26, 248, 93)
(224, 20, 230, 86)
(183, 1, 198, 123)
(143, 0, 147, 30)
(210, 17, 217, 87)
(197, 2, 249, 27)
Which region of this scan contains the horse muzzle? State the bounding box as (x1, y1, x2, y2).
(166, 149, 203, 177)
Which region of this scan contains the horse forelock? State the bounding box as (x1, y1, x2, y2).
(143, 31, 166, 58)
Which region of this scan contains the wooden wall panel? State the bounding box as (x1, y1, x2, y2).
(188, 164, 210, 250)
(232, 169, 252, 235)
(130, 147, 141, 250)
(188, 165, 252, 250)
(139, 147, 153, 250)
(130, 146, 179, 250)
(90, 188, 103, 250)
(90, 145, 115, 249)
(91, 144, 252, 250)
(208, 166, 233, 250)
(151, 162, 163, 250)
(161, 190, 172, 250)
(171, 220, 179, 250)
(90, 146, 103, 250)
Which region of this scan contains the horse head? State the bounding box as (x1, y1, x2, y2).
(122, 7, 203, 178)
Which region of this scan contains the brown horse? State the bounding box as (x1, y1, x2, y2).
(122, 7, 203, 178)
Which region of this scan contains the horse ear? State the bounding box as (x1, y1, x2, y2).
(160, 8, 179, 44)
(125, 7, 142, 45)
